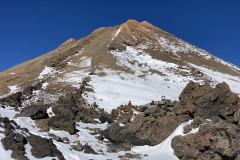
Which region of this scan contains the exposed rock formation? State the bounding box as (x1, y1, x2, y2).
(171, 81, 240, 160)
(103, 81, 240, 160)
(27, 135, 65, 160)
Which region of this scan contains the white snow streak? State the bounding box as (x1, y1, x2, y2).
(112, 26, 122, 41)
(38, 67, 56, 79)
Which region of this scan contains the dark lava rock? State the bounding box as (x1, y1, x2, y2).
(171, 81, 240, 160)
(179, 81, 240, 122)
(0, 91, 22, 107)
(172, 120, 240, 160)
(118, 153, 142, 159)
(18, 105, 49, 120)
(1, 132, 28, 160)
(99, 114, 113, 123)
(103, 114, 189, 146)
(0, 117, 28, 160)
(83, 145, 98, 155)
(27, 135, 65, 160)
(48, 115, 76, 134)
(103, 80, 240, 160)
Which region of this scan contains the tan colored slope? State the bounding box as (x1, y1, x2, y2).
(0, 26, 115, 96)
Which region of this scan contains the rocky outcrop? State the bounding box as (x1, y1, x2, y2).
(103, 81, 240, 159)
(172, 120, 240, 159)
(83, 145, 98, 155)
(171, 81, 240, 160)
(103, 100, 189, 146)
(0, 116, 65, 160)
(27, 135, 65, 160)
(0, 117, 29, 160)
(179, 81, 239, 122)
(58, 38, 75, 48)
(48, 115, 76, 135)
(0, 82, 43, 107)
(17, 105, 49, 120)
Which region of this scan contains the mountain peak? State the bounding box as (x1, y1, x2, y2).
(123, 19, 154, 28)
(124, 19, 139, 25)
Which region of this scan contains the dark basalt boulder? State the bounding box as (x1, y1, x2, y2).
(83, 144, 98, 155)
(103, 80, 240, 159)
(18, 105, 49, 120)
(103, 113, 189, 146)
(27, 135, 65, 160)
(179, 81, 240, 122)
(171, 81, 240, 160)
(48, 115, 76, 135)
(172, 119, 240, 160)
(1, 133, 28, 160)
(0, 117, 29, 160)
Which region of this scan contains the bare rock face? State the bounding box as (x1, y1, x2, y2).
(48, 115, 76, 135)
(171, 81, 240, 160)
(179, 81, 239, 122)
(83, 144, 98, 155)
(0, 116, 65, 160)
(103, 80, 240, 159)
(27, 135, 65, 160)
(172, 120, 240, 159)
(2, 132, 28, 160)
(103, 101, 189, 146)
(0, 82, 43, 107)
(0, 117, 29, 160)
(18, 105, 49, 120)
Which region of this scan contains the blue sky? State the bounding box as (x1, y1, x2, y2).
(0, 0, 239, 72)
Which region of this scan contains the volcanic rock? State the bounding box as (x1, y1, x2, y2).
(83, 144, 98, 155)
(48, 115, 76, 135)
(18, 105, 49, 120)
(27, 135, 65, 160)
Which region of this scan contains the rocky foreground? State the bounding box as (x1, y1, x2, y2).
(0, 80, 240, 160)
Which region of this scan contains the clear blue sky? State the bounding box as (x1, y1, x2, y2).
(0, 0, 240, 72)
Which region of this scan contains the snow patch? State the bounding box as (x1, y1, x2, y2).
(38, 67, 56, 79)
(42, 82, 49, 89)
(8, 85, 20, 94)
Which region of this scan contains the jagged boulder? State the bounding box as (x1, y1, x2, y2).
(179, 81, 240, 122)
(0, 117, 29, 160)
(18, 105, 49, 120)
(83, 145, 98, 155)
(27, 135, 65, 160)
(48, 115, 76, 134)
(171, 81, 240, 160)
(103, 113, 189, 146)
(172, 120, 240, 159)
(2, 132, 28, 160)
